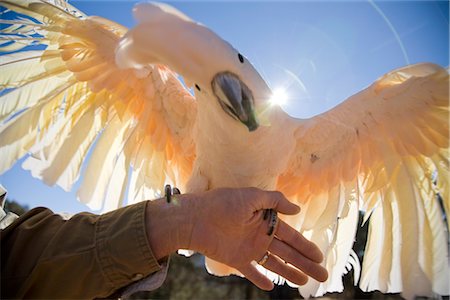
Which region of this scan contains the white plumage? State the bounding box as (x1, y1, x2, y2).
(0, 1, 448, 298)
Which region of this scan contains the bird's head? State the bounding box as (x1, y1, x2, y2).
(116, 2, 272, 132)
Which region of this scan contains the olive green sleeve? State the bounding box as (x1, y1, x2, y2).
(1, 201, 162, 299)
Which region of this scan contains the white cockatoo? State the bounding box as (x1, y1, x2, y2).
(0, 1, 448, 298)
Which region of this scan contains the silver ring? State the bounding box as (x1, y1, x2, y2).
(258, 251, 270, 265)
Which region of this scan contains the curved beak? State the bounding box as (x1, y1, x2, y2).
(211, 72, 259, 131)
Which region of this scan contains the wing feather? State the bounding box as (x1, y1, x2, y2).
(0, 1, 197, 211)
(0, 79, 72, 172)
(22, 87, 93, 180)
(0, 50, 61, 88)
(77, 113, 131, 210)
(278, 63, 449, 297)
(103, 138, 136, 212)
(37, 100, 105, 190)
(0, 72, 75, 122)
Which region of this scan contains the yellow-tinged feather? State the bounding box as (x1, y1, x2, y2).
(0, 1, 51, 23)
(301, 193, 329, 230)
(0, 72, 75, 122)
(0, 18, 63, 34)
(38, 88, 67, 138)
(72, 61, 110, 82)
(315, 185, 341, 230)
(77, 114, 132, 210)
(0, 37, 44, 52)
(87, 68, 120, 93)
(40, 106, 105, 190)
(103, 150, 131, 212)
(325, 198, 359, 293)
(128, 168, 144, 205)
(424, 189, 450, 294)
(1, 0, 79, 24)
(299, 225, 335, 297)
(64, 53, 104, 72)
(103, 130, 139, 211)
(0, 50, 60, 88)
(395, 166, 433, 298)
(0, 82, 68, 173)
(402, 157, 436, 289)
(379, 197, 396, 292)
(0, 103, 41, 173)
(149, 151, 167, 191)
(24, 89, 92, 174)
(1, 22, 37, 35)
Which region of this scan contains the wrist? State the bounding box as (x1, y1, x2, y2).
(145, 195, 195, 261)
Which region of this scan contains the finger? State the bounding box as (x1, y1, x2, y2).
(262, 253, 308, 286)
(240, 264, 274, 291)
(276, 220, 324, 263)
(269, 239, 328, 282)
(253, 190, 300, 215)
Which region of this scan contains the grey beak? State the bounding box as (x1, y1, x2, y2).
(212, 72, 259, 132)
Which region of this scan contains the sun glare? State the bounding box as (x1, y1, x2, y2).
(269, 88, 288, 106)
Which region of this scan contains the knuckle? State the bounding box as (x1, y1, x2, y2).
(271, 190, 284, 199)
(286, 228, 299, 244)
(252, 186, 262, 193)
(246, 186, 260, 194)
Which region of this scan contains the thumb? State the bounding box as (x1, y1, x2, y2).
(257, 190, 300, 215)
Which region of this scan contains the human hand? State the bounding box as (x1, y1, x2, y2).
(184, 187, 328, 290)
(145, 187, 327, 290)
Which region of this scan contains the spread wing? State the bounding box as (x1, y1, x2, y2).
(277, 63, 449, 298)
(0, 0, 197, 211)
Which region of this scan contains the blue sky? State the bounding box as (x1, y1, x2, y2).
(0, 0, 448, 213)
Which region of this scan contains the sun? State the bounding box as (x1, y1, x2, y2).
(269, 88, 288, 106)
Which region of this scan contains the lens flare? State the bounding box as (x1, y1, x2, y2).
(269, 88, 288, 106)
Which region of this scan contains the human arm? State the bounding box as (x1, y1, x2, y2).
(1, 187, 327, 298)
(1, 201, 159, 299)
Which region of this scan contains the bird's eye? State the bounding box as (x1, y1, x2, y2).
(238, 53, 244, 63)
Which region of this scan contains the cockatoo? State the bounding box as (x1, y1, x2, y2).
(0, 1, 448, 298)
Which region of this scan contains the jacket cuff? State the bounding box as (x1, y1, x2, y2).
(0, 184, 6, 208)
(96, 201, 162, 289)
(121, 257, 170, 297)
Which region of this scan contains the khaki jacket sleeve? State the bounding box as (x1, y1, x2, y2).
(1, 201, 162, 299)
